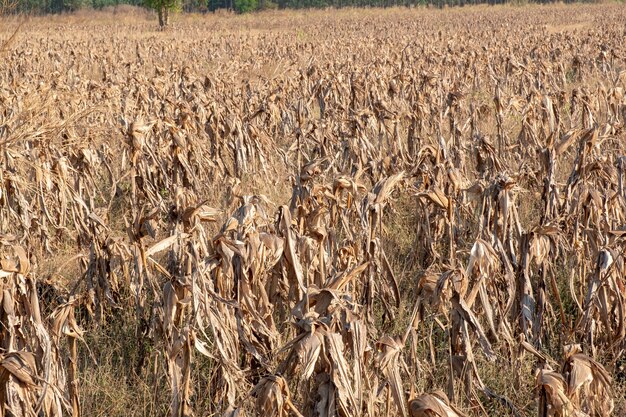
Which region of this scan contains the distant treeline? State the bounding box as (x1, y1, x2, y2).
(15, 0, 144, 13)
(11, 0, 600, 15)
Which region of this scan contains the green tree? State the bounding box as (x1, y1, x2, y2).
(144, 0, 180, 28)
(64, 0, 90, 11)
(233, 0, 257, 12)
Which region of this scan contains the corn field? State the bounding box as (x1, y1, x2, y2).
(1, 4, 625, 417)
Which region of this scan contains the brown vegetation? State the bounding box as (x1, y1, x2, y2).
(1, 4, 625, 417)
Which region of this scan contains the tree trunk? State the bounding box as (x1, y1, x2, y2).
(158, 6, 165, 28)
(158, 6, 169, 29)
